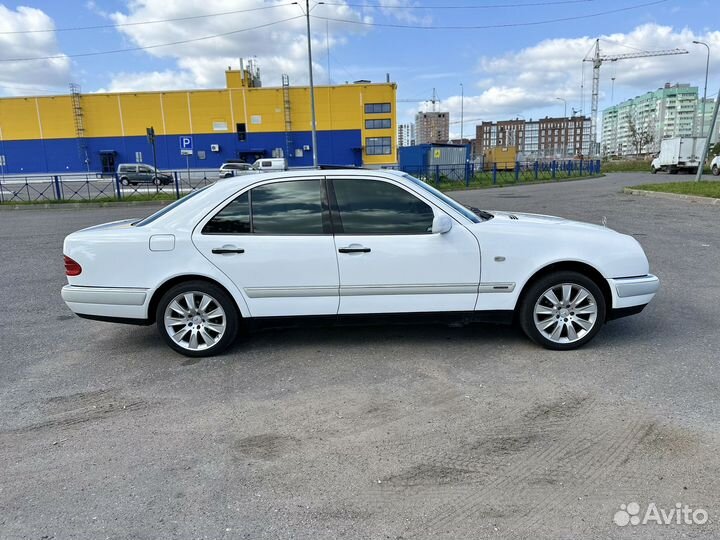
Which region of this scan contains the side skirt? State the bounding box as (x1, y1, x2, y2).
(246, 310, 514, 332)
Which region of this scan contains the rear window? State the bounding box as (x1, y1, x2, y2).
(133, 187, 208, 227)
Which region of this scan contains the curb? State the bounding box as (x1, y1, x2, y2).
(0, 200, 173, 211)
(623, 187, 720, 206)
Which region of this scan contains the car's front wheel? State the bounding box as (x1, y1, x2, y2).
(156, 281, 239, 357)
(713, 165, 719, 176)
(120, 177, 130, 186)
(519, 271, 606, 350)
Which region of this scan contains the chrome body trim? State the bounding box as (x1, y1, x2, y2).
(61, 285, 148, 306)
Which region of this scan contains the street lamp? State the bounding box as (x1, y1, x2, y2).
(555, 97, 567, 118)
(692, 40, 710, 137)
(294, 1, 324, 168)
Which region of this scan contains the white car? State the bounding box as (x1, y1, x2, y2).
(218, 162, 259, 179)
(61, 169, 659, 357)
(711, 155, 719, 176)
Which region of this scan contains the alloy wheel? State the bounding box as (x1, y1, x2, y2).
(163, 291, 227, 351)
(533, 283, 598, 344)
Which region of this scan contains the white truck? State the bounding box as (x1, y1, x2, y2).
(651, 137, 707, 174)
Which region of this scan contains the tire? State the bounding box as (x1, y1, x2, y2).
(153, 177, 162, 186)
(120, 177, 130, 186)
(713, 165, 719, 176)
(651, 166, 657, 174)
(156, 280, 239, 357)
(518, 271, 606, 351)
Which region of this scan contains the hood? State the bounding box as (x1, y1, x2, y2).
(490, 210, 611, 233)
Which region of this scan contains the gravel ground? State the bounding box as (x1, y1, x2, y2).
(1, 172, 719, 539)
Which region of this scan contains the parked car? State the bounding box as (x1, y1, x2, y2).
(711, 155, 720, 176)
(218, 162, 259, 179)
(61, 169, 659, 357)
(117, 163, 173, 186)
(252, 157, 287, 171)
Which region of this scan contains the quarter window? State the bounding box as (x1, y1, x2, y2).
(366, 137, 392, 155)
(364, 103, 391, 114)
(331, 179, 434, 234)
(365, 118, 391, 129)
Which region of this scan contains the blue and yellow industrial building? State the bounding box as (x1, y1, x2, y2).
(0, 68, 397, 174)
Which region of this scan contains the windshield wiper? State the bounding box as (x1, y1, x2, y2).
(464, 205, 494, 221)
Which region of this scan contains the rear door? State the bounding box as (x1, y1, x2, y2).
(192, 177, 339, 317)
(329, 177, 481, 314)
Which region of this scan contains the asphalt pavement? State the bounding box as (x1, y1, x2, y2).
(1, 172, 719, 539)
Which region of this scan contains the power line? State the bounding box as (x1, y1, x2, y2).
(313, 0, 669, 29)
(0, 17, 303, 62)
(324, 0, 594, 9)
(0, 4, 292, 35)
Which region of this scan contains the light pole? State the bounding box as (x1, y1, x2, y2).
(295, 1, 323, 168)
(693, 40, 710, 137)
(460, 83, 464, 143)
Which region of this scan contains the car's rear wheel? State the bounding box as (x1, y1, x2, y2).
(153, 177, 162, 186)
(519, 271, 606, 350)
(120, 177, 130, 186)
(156, 281, 239, 357)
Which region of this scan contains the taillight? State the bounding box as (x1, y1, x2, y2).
(64, 255, 82, 276)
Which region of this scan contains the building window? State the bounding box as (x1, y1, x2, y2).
(365, 118, 391, 129)
(365, 137, 392, 155)
(365, 103, 391, 114)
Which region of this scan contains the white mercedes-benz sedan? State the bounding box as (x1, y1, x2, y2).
(61, 169, 659, 357)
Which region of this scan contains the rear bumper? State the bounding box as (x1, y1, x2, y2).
(61, 285, 149, 320)
(607, 274, 659, 309)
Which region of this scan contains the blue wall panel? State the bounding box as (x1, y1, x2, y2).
(0, 129, 363, 174)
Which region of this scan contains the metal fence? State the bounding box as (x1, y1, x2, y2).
(0, 169, 219, 204)
(0, 160, 602, 203)
(394, 159, 602, 187)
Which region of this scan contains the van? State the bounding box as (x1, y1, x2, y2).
(252, 158, 287, 171)
(116, 163, 173, 186)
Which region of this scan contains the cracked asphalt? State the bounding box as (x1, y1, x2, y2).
(1, 172, 719, 539)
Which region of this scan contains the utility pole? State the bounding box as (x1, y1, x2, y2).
(693, 40, 710, 137)
(695, 86, 720, 181)
(460, 83, 464, 142)
(305, 0, 318, 167)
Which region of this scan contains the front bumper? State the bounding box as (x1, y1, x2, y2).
(607, 274, 660, 309)
(61, 285, 149, 320)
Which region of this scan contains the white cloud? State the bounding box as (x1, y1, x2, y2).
(0, 6, 71, 96)
(434, 23, 720, 137)
(105, 0, 374, 91)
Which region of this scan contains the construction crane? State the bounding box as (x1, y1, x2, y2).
(584, 39, 688, 154)
(397, 88, 440, 111)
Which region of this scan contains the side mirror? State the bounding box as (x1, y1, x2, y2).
(431, 214, 453, 234)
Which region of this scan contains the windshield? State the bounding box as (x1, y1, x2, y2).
(403, 173, 490, 223)
(133, 187, 208, 227)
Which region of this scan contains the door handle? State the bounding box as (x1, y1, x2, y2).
(212, 247, 245, 254)
(338, 247, 371, 254)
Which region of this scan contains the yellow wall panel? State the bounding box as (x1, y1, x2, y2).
(81, 94, 122, 138)
(245, 88, 286, 133)
(119, 94, 166, 136)
(188, 91, 232, 135)
(36, 96, 75, 139)
(161, 92, 191, 135)
(0, 98, 42, 140)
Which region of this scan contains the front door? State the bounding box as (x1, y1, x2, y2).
(192, 178, 339, 317)
(329, 177, 481, 314)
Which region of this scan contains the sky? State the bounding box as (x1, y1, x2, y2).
(0, 0, 718, 139)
